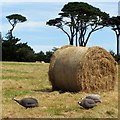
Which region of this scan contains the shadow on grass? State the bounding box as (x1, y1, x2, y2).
(32, 88, 79, 94)
(32, 88, 68, 94)
(32, 88, 53, 93)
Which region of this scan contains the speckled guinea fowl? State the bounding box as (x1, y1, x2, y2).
(85, 94, 101, 103)
(78, 98, 97, 109)
(12, 97, 39, 109)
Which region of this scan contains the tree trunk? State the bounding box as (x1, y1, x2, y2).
(117, 34, 120, 56)
(70, 40, 73, 45)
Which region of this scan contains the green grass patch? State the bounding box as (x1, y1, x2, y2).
(2, 62, 37, 66)
(44, 107, 63, 116)
(3, 89, 33, 98)
(4, 69, 29, 74)
(2, 75, 35, 80)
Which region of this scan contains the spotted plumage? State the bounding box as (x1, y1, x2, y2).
(13, 97, 39, 109)
(85, 94, 101, 103)
(78, 98, 97, 109)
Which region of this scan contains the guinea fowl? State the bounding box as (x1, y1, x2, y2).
(78, 98, 97, 109)
(85, 94, 101, 103)
(12, 97, 39, 109)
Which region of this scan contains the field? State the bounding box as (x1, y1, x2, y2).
(1, 62, 119, 118)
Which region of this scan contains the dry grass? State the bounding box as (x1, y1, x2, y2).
(2, 62, 119, 118)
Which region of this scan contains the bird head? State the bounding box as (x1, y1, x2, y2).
(12, 97, 16, 100)
(78, 101, 83, 106)
(78, 98, 84, 104)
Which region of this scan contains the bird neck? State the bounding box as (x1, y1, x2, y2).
(13, 98, 20, 104)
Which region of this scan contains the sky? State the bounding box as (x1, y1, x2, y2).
(0, 0, 120, 53)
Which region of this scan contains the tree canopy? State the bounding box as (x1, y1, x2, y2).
(6, 14, 27, 38)
(108, 16, 120, 55)
(46, 2, 109, 46)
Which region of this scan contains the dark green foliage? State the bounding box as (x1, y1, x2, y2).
(35, 47, 58, 63)
(35, 51, 46, 62)
(2, 33, 54, 62)
(109, 50, 116, 57)
(0, 32, 2, 61)
(2, 33, 20, 61)
(52, 47, 58, 52)
(6, 14, 27, 38)
(16, 43, 35, 62)
(47, 2, 109, 46)
(108, 16, 120, 56)
(114, 55, 120, 64)
(45, 51, 54, 63)
(109, 50, 120, 64)
(2, 34, 54, 62)
(2, 20, 35, 62)
(108, 16, 120, 27)
(2, 37, 35, 62)
(6, 14, 27, 22)
(35, 50, 54, 63)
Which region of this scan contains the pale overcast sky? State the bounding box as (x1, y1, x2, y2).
(1, 0, 120, 53)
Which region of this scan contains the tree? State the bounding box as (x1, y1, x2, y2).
(108, 16, 120, 56)
(16, 43, 35, 62)
(109, 50, 115, 57)
(2, 36, 35, 62)
(2, 33, 20, 61)
(35, 51, 46, 62)
(0, 32, 2, 61)
(52, 47, 58, 52)
(6, 14, 27, 38)
(46, 2, 109, 46)
(45, 51, 54, 63)
(2, 14, 35, 62)
(3, 14, 27, 61)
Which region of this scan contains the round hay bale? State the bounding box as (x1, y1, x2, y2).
(49, 45, 118, 92)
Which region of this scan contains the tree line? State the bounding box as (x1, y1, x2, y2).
(1, 2, 120, 62)
(2, 34, 55, 62)
(2, 31, 55, 62)
(2, 35, 55, 62)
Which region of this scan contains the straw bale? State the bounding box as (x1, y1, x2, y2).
(48, 45, 118, 92)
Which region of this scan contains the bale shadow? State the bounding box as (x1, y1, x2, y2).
(32, 88, 67, 94)
(32, 88, 79, 94)
(32, 88, 53, 93)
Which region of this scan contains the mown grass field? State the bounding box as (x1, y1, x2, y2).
(2, 62, 119, 118)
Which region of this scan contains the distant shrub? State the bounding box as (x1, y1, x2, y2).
(109, 50, 120, 64)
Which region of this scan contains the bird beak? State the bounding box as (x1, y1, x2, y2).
(12, 97, 15, 100)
